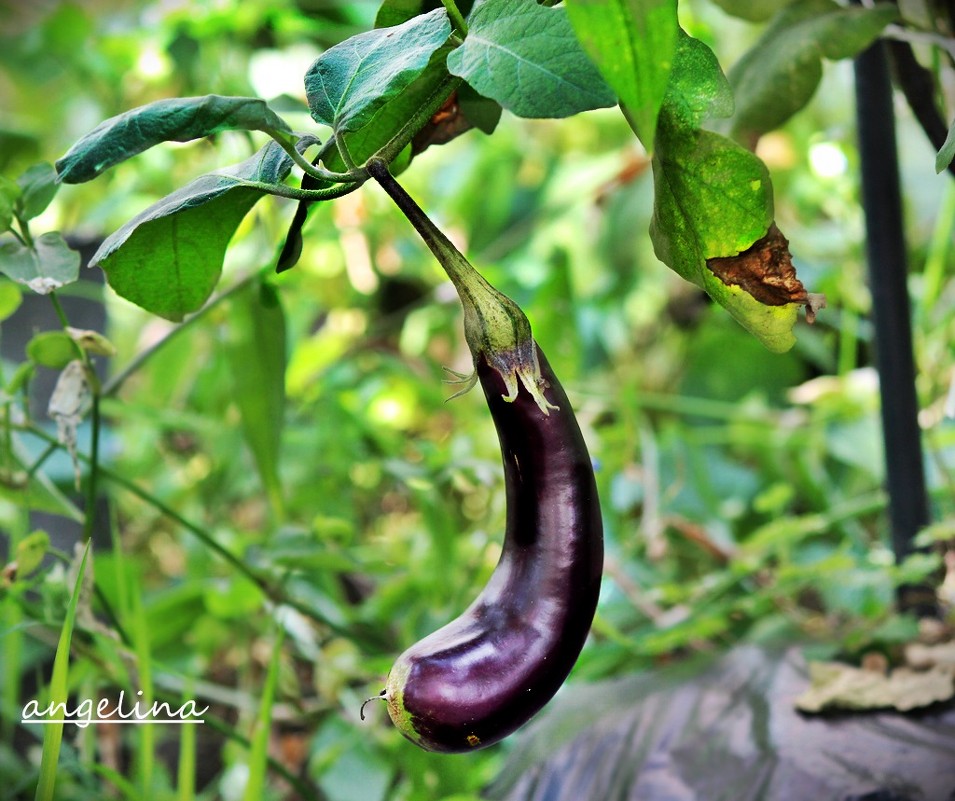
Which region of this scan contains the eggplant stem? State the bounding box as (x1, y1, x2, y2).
(360, 690, 387, 721)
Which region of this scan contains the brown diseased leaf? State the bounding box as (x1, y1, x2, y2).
(707, 222, 809, 307)
(411, 91, 475, 156)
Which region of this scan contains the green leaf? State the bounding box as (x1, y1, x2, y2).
(0, 176, 19, 232)
(26, 331, 76, 369)
(728, 0, 898, 143)
(55, 95, 293, 184)
(658, 30, 734, 131)
(0, 231, 80, 294)
(225, 280, 287, 517)
(457, 82, 503, 135)
(936, 119, 955, 173)
(447, 0, 617, 118)
(34, 540, 91, 801)
(16, 530, 50, 578)
(650, 33, 807, 353)
(566, 0, 679, 149)
(306, 9, 452, 135)
(17, 162, 58, 220)
(91, 142, 292, 321)
(242, 627, 284, 801)
(0, 280, 22, 321)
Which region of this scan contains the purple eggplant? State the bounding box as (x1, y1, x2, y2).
(363, 158, 604, 753)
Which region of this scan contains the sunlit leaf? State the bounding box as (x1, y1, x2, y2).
(26, 330, 76, 369)
(91, 142, 292, 321)
(566, 0, 679, 148)
(447, 0, 617, 118)
(56, 95, 293, 183)
(16, 530, 50, 578)
(0, 279, 22, 321)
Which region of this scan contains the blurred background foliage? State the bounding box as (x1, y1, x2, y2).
(1, 0, 954, 799)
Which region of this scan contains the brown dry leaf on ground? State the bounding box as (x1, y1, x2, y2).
(796, 659, 955, 713)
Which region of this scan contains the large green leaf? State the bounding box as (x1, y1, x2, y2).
(55, 95, 293, 184)
(650, 33, 807, 353)
(91, 142, 292, 321)
(728, 0, 898, 143)
(305, 8, 452, 136)
(0, 231, 79, 295)
(447, 0, 617, 118)
(566, 0, 679, 149)
(225, 280, 287, 518)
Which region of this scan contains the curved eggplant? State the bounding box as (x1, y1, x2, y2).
(363, 158, 604, 753)
(381, 348, 602, 753)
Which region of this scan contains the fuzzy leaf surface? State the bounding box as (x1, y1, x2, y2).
(447, 0, 616, 118)
(56, 95, 293, 183)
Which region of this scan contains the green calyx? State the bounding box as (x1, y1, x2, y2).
(366, 158, 556, 415)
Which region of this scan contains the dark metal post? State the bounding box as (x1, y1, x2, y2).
(853, 39, 935, 616)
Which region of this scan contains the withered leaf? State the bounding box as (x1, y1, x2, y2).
(706, 222, 809, 308)
(411, 91, 475, 156)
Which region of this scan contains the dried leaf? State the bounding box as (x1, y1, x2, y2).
(706, 223, 808, 307)
(66, 327, 117, 357)
(796, 659, 955, 713)
(48, 360, 92, 490)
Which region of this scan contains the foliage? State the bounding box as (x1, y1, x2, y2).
(1, 0, 954, 799)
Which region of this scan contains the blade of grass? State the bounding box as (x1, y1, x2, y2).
(34, 539, 91, 801)
(131, 588, 155, 797)
(177, 681, 198, 801)
(243, 627, 285, 801)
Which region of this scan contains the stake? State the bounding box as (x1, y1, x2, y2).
(853, 36, 936, 617)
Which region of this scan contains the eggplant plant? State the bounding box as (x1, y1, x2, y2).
(2, 0, 953, 795)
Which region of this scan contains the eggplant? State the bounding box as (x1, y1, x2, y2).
(362, 158, 604, 753)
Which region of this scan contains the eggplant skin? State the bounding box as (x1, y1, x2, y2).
(383, 346, 603, 753)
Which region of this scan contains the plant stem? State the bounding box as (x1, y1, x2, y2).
(441, 0, 468, 36)
(365, 158, 554, 412)
(265, 129, 367, 184)
(235, 179, 362, 202)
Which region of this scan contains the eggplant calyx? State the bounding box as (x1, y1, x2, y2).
(456, 274, 557, 416)
(365, 157, 556, 415)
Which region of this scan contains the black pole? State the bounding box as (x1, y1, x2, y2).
(853, 39, 936, 616)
